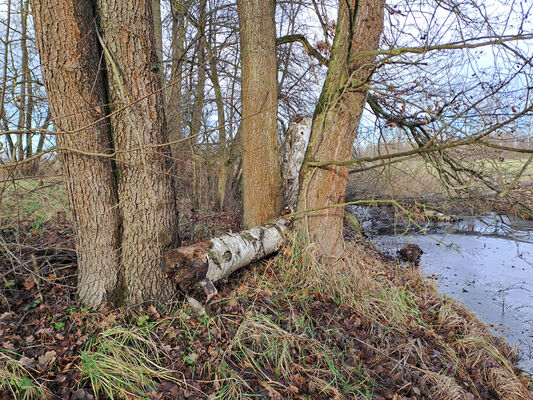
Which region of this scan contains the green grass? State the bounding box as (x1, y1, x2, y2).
(0, 351, 46, 400)
(0, 178, 67, 228)
(79, 325, 182, 400)
(349, 156, 533, 219)
(471, 157, 533, 179)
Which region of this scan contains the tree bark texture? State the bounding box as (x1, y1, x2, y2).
(189, 0, 207, 209)
(16, 0, 28, 162)
(296, 0, 385, 257)
(22, 0, 35, 163)
(167, 0, 186, 160)
(32, 0, 180, 307)
(31, 0, 121, 307)
(151, 0, 165, 89)
(238, 0, 283, 228)
(95, 0, 179, 304)
(164, 220, 287, 292)
(283, 116, 312, 208)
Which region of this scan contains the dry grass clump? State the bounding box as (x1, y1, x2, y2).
(237, 232, 532, 399)
(422, 371, 471, 400)
(485, 367, 531, 400)
(0, 351, 48, 399)
(79, 325, 185, 400)
(218, 313, 369, 399)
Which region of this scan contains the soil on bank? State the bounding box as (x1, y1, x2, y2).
(0, 213, 531, 399)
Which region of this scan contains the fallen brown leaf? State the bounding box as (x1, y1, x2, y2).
(23, 275, 35, 291)
(38, 350, 57, 370)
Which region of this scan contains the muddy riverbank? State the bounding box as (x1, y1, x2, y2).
(349, 206, 533, 375)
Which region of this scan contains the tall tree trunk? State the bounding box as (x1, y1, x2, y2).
(15, 0, 27, 163)
(95, 0, 179, 304)
(31, 0, 122, 307)
(20, 0, 32, 165)
(238, 0, 283, 228)
(296, 0, 385, 257)
(167, 0, 186, 161)
(204, 33, 228, 210)
(189, 0, 207, 210)
(1, 0, 13, 160)
(24, 72, 34, 162)
(151, 0, 164, 88)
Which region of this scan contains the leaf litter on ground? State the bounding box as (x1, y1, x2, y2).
(0, 211, 531, 399)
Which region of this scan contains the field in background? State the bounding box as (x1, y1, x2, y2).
(2, 155, 533, 232)
(0, 177, 66, 230)
(347, 155, 533, 216)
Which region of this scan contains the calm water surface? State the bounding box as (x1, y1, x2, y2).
(351, 207, 533, 375)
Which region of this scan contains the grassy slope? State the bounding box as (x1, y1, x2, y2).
(0, 178, 67, 229)
(1, 178, 532, 399)
(1, 229, 531, 399)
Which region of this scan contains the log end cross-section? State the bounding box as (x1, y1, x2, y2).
(164, 221, 288, 295)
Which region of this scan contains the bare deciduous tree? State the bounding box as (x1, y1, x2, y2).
(31, 0, 179, 307)
(238, 0, 283, 228)
(297, 0, 386, 256)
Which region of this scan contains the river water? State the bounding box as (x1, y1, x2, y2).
(349, 206, 533, 375)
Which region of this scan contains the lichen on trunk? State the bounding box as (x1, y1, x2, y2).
(296, 0, 385, 257)
(283, 116, 312, 208)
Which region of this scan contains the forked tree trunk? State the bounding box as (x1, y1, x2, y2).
(238, 0, 283, 228)
(95, 0, 180, 304)
(296, 0, 385, 257)
(33, 0, 180, 307)
(31, 0, 122, 306)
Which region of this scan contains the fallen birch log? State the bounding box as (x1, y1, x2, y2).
(164, 220, 288, 297)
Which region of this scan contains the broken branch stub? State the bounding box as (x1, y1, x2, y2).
(163, 242, 209, 292)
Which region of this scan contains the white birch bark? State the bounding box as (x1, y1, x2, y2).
(165, 221, 288, 301)
(283, 116, 312, 208)
(206, 220, 287, 282)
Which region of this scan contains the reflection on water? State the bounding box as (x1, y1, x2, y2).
(350, 206, 533, 375)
